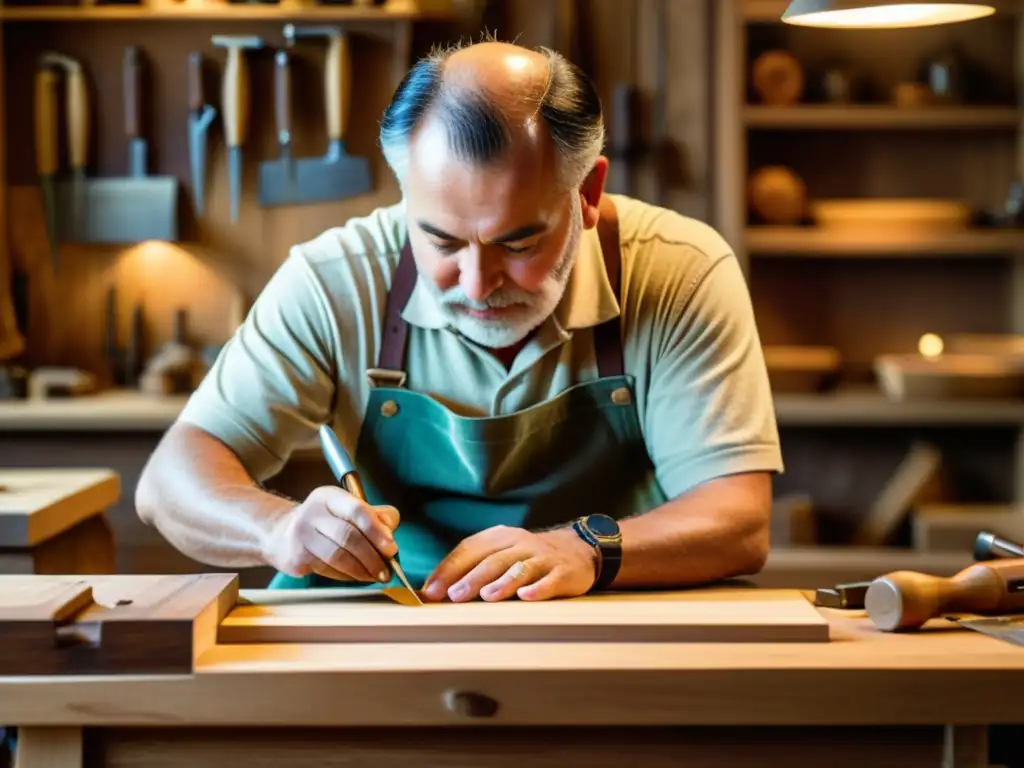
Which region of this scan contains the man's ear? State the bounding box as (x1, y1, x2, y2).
(579, 157, 609, 229)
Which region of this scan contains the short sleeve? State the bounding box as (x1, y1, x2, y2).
(177, 249, 339, 482)
(643, 253, 783, 499)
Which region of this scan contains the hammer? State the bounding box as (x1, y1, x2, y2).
(212, 35, 263, 223)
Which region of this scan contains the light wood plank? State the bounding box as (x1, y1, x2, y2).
(0, 468, 120, 547)
(218, 588, 831, 644)
(13, 727, 82, 768)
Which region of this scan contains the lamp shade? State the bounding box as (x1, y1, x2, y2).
(782, 1, 996, 28)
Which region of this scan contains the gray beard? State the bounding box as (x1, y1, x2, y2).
(427, 198, 584, 349)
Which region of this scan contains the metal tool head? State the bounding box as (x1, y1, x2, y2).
(55, 176, 179, 244)
(212, 35, 264, 50)
(292, 148, 372, 204)
(283, 24, 342, 44)
(39, 51, 81, 73)
(258, 158, 298, 207)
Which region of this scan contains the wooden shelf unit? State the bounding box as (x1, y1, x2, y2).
(774, 391, 1024, 426)
(712, 0, 1024, 518)
(743, 105, 1021, 130)
(746, 226, 1024, 256)
(0, 0, 455, 22)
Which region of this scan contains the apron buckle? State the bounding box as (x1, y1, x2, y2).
(367, 368, 407, 389)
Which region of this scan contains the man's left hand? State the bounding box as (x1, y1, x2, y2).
(421, 525, 598, 602)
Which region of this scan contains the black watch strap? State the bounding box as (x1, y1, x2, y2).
(572, 515, 622, 591)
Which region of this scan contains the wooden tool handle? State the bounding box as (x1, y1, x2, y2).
(123, 46, 141, 140)
(66, 66, 90, 172)
(274, 49, 291, 144)
(34, 67, 58, 176)
(222, 47, 250, 148)
(187, 52, 203, 113)
(325, 32, 350, 142)
(866, 558, 1024, 631)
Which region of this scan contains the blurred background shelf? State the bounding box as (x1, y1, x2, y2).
(0, 0, 455, 21)
(746, 227, 1024, 256)
(744, 105, 1020, 130)
(773, 391, 1024, 426)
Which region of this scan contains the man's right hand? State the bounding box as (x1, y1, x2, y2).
(265, 486, 400, 582)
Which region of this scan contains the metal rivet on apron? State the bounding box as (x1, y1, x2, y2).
(611, 387, 631, 405)
(381, 400, 399, 417)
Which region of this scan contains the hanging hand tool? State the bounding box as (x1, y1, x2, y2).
(213, 35, 263, 223)
(273, 24, 371, 205)
(77, 46, 178, 244)
(865, 557, 1024, 631)
(187, 52, 217, 217)
(34, 62, 59, 271)
(258, 49, 298, 206)
(35, 52, 89, 271)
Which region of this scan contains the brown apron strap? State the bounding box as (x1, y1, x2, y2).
(371, 196, 624, 385)
(593, 196, 624, 379)
(368, 239, 418, 388)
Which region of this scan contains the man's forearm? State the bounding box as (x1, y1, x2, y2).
(547, 472, 772, 589)
(136, 422, 296, 569)
(617, 472, 771, 587)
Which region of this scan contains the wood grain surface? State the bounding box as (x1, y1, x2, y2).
(0, 573, 238, 675)
(2, 599, 1024, 727)
(82, 724, 953, 768)
(0, 467, 119, 546)
(218, 587, 832, 644)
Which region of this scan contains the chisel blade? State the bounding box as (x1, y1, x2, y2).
(389, 558, 423, 606)
(188, 105, 216, 216)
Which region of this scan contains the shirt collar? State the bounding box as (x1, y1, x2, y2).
(400, 222, 620, 333)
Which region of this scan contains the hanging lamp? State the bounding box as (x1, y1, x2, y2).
(781, 1, 997, 28)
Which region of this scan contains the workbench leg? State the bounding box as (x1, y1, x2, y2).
(12, 727, 81, 768)
(942, 725, 989, 768)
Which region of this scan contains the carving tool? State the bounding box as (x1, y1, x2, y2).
(273, 24, 371, 205)
(187, 52, 217, 216)
(865, 557, 1024, 632)
(317, 423, 422, 605)
(213, 35, 263, 223)
(257, 49, 298, 206)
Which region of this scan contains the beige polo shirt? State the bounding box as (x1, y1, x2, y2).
(179, 193, 784, 499)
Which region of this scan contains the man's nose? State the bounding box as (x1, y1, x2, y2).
(459, 247, 500, 303)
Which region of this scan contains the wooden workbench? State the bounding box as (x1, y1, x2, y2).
(1, 575, 1021, 768)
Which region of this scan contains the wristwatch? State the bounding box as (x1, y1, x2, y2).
(571, 513, 622, 591)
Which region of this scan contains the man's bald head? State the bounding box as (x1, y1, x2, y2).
(379, 37, 604, 191)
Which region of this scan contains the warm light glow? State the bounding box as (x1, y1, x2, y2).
(918, 333, 945, 359)
(783, 2, 996, 28)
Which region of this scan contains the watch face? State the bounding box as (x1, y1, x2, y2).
(587, 514, 619, 538)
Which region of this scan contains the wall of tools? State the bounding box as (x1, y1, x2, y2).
(0, 0, 707, 395)
(1, 16, 417, 386)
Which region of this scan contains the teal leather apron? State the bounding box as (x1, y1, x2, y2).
(269, 198, 668, 590)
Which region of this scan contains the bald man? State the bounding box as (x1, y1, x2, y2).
(136, 40, 783, 602)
